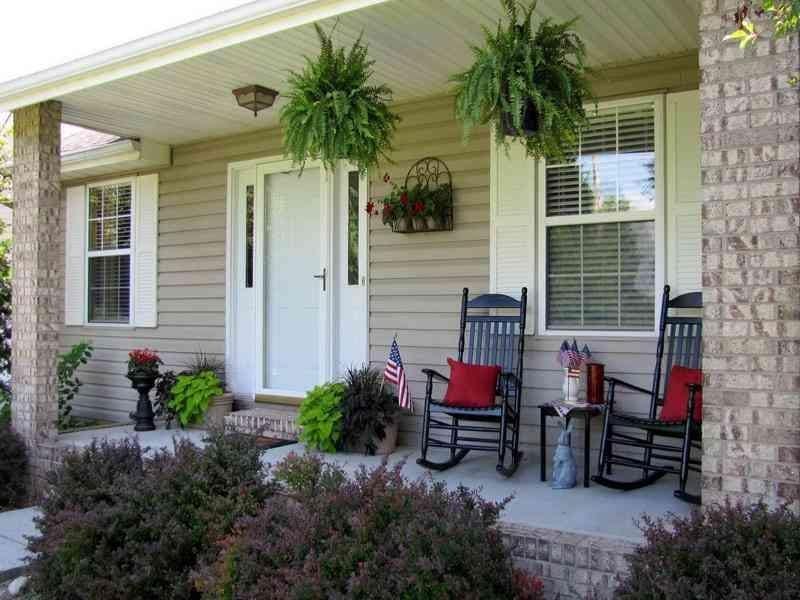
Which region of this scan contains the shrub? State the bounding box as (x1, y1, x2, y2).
(196, 453, 534, 600)
(0, 388, 9, 426)
(0, 424, 27, 508)
(168, 370, 224, 427)
(339, 365, 399, 454)
(27, 430, 272, 600)
(616, 500, 800, 599)
(297, 382, 345, 452)
(56, 341, 93, 431)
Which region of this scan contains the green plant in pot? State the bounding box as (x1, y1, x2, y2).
(168, 370, 224, 428)
(340, 365, 400, 455)
(452, 0, 593, 162)
(280, 23, 400, 174)
(298, 382, 345, 452)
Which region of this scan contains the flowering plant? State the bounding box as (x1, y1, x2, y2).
(368, 173, 452, 230)
(127, 348, 162, 378)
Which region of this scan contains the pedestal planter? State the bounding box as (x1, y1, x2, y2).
(128, 372, 158, 431)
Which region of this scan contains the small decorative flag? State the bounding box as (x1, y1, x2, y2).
(384, 336, 412, 413)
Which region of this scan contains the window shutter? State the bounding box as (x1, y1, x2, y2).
(65, 185, 87, 326)
(134, 174, 159, 327)
(666, 90, 701, 296)
(490, 140, 536, 333)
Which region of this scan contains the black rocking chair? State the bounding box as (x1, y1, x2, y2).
(417, 287, 527, 477)
(593, 285, 703, 504)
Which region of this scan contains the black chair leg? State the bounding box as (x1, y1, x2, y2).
(450, 416, 459, 460)
(674, 419, 700, 505)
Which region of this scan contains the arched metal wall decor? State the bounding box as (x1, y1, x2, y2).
(390, 156, 454, 233)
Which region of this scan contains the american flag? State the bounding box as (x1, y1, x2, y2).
(384, 337, 412, 413)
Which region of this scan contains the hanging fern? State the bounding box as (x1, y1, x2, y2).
(452, 0, 593, 162)
(281, 24, 400, 174)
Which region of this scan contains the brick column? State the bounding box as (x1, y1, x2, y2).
(699, 2, 800, 506)
(10, 102, 62, 476)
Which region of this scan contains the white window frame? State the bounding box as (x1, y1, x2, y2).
(536, 94, 665, 338)
(84, 176, 136, 328)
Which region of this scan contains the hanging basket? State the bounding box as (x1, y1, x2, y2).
(390, 157, 454, 234)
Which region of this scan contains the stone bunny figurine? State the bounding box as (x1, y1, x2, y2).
(551, 421, 577, 489)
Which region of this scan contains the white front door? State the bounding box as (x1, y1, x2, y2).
(227, 157, 368, 400)
(259, 165, 328, 394)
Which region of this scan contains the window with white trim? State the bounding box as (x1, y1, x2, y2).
(541, 100, 660, 332)
(87, 181, 133, 324)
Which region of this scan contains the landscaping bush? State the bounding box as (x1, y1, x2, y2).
(27, 430, 273, 600)
(196, 453, 542, 600)
(616, 500, 800, 599)
(0, 424, 27, 508)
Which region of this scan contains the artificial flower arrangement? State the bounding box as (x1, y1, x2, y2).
(127, 348, 162, 379)
(367, 173, 453, 233)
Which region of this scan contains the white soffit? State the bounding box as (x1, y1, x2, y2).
(5, 0, 700, 146)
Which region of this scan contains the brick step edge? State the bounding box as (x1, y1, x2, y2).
(224, 409, 298, 441)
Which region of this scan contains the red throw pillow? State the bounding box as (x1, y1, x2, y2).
(443, 358, 501, 409)
(660, 365, 703, 422)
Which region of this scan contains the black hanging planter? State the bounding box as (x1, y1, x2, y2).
(128, 372, 158, 431)
(501, 99, 540, 137)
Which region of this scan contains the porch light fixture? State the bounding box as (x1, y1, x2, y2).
(232, 85, 279, 117)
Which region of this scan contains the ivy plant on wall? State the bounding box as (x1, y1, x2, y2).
(280, 23, 400, 174)
(452, 0, 593, 162)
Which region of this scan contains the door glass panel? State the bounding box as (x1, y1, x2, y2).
(245, 184, 254, 289)
(347, 171, 360, 286)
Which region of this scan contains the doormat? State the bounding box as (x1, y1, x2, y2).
(254, 436, 297, 450)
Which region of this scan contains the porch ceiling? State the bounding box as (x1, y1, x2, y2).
(54, 0, 700, 146)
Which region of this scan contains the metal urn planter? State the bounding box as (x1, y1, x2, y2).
(128, 372, 158, 432)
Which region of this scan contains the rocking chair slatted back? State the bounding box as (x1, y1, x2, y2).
(457, 288, 527, 382)
(650, 288, 703, 418)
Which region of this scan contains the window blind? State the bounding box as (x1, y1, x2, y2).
(547, 221, 655, 330)
(546, 103, 655, 217)
(543, 100, 658, 332)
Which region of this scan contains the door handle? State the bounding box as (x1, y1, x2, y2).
(313, 268, 326, 292)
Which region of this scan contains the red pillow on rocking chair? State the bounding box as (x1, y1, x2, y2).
(659, 365, 703, 423)
(443, 358, 501, 409)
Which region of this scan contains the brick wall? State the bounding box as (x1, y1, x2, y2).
(699, 1, 800, 505)
(10, 101, 63, 494)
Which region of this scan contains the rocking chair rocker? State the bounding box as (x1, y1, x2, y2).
(592, 285, 703, 504)
(417, 287, 526, 477)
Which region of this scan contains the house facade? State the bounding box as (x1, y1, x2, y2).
(3, 0, 799, 516)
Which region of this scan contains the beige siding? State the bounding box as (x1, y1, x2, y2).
(61, 128, 286, 421)
(63, 53, 698, 453)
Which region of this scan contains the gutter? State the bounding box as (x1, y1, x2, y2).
(0, 0, 390, 112)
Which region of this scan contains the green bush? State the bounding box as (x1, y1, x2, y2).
(0, 388, 9, 426)
(196, 453, 543, 600)
(57, 341, 93, 431)
(297, 382, 345, 452)
(168, 370, 223, 427)
(0, 423, 27, 508)
(27, 430, 272, 600)
(616, 500, 800, 599)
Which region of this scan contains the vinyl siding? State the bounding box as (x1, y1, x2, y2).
(62, 54, 699, 457)
(60, 128, 286, 421)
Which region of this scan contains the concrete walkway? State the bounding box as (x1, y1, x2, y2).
(0, 508, 39, 579)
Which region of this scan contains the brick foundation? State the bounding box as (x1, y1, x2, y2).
(699, 1, 800, 505)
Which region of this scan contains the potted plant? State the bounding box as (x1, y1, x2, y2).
(127, 348, 162, 431)
(280, 23, 400, 174)
(157, 351, 233, 429)
(451, 0, 593, 162)
(297, 382, 346, 452)
(339, 365, 400, 455)
(373, 173, 453, 233)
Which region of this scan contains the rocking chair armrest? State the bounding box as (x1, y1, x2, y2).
(421, 368, 450, 383)
(604, 376, 653, 397)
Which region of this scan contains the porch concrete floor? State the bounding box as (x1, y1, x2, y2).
(0, 507, 39, 578)
(56, 425, 696, 542)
